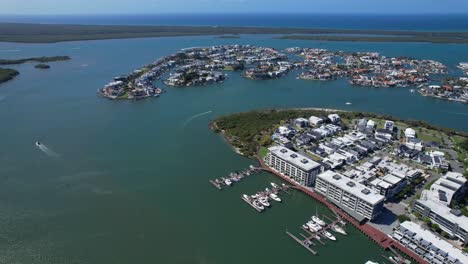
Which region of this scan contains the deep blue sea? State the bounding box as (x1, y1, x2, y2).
(1, 13, 468, 31)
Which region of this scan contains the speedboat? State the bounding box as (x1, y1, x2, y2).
(242, 194, 249, 200)
(331, 224, 347, 235)
(259, 197, 270, 207)
(35, 141, 41, 146)
(224, 179, 232, 186)
(312, 216, 326, 226)
(269, 193, 281, 202)
(324, 231, 336, 241)
(270, 182, 278, 188)
(345, 102, 352, 105)
(253, 200, 264, 211)
(302, 224, 309, 230)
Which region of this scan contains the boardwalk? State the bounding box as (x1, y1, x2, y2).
(257, 156, 428, 264)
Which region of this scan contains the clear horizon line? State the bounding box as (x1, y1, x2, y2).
(1, 12, 468, 16)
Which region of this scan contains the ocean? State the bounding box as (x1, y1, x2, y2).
(0, 13, 468, 31)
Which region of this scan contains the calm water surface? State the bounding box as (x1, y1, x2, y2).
(0, 35, 467, 264)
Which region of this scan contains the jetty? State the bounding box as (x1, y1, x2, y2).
(241, 182, 291, 212)
(285, 214, 349, 256)
(209, 165, 263, 190)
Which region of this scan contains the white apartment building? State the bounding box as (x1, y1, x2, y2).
(265, 146, 322, 186)
(315, 170, 385, 222)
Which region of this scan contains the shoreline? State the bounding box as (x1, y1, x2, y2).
(1, 23, 468, 44)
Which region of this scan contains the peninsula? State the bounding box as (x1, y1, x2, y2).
(1, 23, 468, 44)
(0, 68, 19, 83)
(211, 108, 468, 263)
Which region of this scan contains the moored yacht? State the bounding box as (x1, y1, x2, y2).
(312, 216, 326, 226)
(253, 200, 264, 211)
(270, 182, 278, 188)
(307, 221, 322, 232)
(331, 224, 347, 235)
(324, 231, 336, 241)
(224, 179, 232, 186)
(269, 193, 281, 202)
(259, 197, 270, 207)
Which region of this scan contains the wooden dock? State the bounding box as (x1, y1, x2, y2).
(286, 231, 317, 255)
(209, 165, 264, 190)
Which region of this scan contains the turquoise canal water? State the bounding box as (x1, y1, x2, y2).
(0, 35, 467, 264)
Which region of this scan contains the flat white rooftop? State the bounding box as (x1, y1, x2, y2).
(416, 198, 468, 232)
(400, 221, 468, 264)
(318, 170, 384, 205)
(269, 146, 321, 171)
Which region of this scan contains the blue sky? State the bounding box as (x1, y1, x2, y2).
(2, 0, 468, 14)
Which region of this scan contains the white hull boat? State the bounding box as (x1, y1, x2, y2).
(225, 179, 232, 186)
(312, 216, 326, 226)
(331, 225, 347, 235)
(269, 193, 281, 202)
(324, 231, 336, 241)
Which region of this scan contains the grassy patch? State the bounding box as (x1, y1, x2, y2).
(418, 133, 443, 143)
(259, 146, 269, 158)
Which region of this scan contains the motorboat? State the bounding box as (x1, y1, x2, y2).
(259, 197, 270, 207)
(269, 193, 281, 202)
(331, 224, 347, 235)
(312, 216, 326, 226)
(324, 231, 336, 241)
(224, 179, 232, 186)
(270, 182, 278, 188)
(265, 188, 270, 192)
(307, 221, 322, 232)
(302, 224, 309, 229)
(345, 102, 352, 105)
(242, 194, 249, 200)
(253, 200, 264, 211)
(35, 141, 41, 147)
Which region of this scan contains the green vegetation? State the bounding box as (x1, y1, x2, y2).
(417, 133, 443, 144)
(397, 214, 411, 223)
(2, 23, 468, 43)
(0, 56, 70, 65)
(34, 63, 50, 69)
(425, 179, 438, 190)
(278, 34, 468, 44)
(259, 147, 269, 159)
(0, 68, 19, 83)
(451, 136, 468, 177)
(212, 108, 468, 158)
(217, 35, 241, 39)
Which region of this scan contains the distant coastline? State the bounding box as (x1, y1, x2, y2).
(1, 23, 468, 44)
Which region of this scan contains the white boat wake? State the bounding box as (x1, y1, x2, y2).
(35, 142, 61, 158)
(184, 110, 213, 126)
(0, 49, 21, 52)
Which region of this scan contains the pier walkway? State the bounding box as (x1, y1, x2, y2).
(257, 156, 428, 264)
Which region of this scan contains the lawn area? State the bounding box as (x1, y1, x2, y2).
(418, 133, 443, 144)
(259, 146, 269, 158)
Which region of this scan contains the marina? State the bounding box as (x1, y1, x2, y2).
(241, 182, 291, 212)
(286, 213, 348, 255)
(209, 165, 263, 190)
